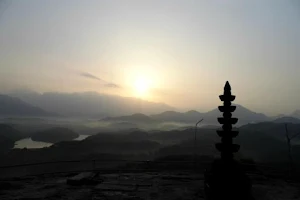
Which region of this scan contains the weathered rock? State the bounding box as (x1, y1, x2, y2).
(66, 172, 101, 186)
(0, 181, 23, 190)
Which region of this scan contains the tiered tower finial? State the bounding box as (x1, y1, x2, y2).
(204, 81, 253, 200)
(216, 81, 240, 160)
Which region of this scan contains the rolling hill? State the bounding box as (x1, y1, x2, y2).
(0, 94, 57, 117)
(0, 124, 24, 153)
(273, 116, 300, 124)
(31, 127, 79, 143)
(0, 124, 23, 141)
(239, 122, 300, 141)
(100, 104, 270, 126)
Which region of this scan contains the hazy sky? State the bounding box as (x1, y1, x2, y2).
(1, 0, 300, 115)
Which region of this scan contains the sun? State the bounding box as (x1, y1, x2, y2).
(134, 77, 150, 98)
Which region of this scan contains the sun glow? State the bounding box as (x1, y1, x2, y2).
(134, 77, 150, 98)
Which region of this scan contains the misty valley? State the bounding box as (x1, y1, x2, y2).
(1, 92, 300, 199)
(1, 93, 300, 166)
(1, 1, 300, 199)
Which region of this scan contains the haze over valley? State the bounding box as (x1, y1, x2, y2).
(1, 90, 300, 164)
(1, 1, 300, 199)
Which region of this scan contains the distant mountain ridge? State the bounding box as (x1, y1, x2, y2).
(151, 104, 269, 125)
(273, 116, 300, 124)
(102, 104, 271, 125)
(291, 110, 300, 119)
(151, 111, 193, 122)
(8, 91, 174, 117)
(5, 91, 300, 123)
(0, 94, 57, 117)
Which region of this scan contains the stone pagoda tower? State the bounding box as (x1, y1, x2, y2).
(204, 81, 253, 200)
(216, 81, 240, 160)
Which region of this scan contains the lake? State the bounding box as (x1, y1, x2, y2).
(14, 134, 90, 149)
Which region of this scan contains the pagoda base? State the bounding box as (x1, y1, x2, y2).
(204, 159, 253, 200)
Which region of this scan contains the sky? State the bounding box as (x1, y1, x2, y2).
(0, 0, 300, 115)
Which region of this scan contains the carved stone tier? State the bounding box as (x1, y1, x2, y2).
(204, 81, 252, 200)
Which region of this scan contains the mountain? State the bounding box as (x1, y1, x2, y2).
(204, 104, 269, 124)
(106, 122, 139, 130)
(185, 110, 204, 120)
(9, 91, 174, 117)
(0, 124, 23, 141)
(151, 111, 186, 122)
(273, 116, 300, 124)
(291, 110, 300, 119)
(151, 110, 204, 123)
(236, 122, 300, 162)
(0, 124, 24, 153)
(239, 122, 300, 141)
(0, 135, 14, 153)
(237, 125, 288, 162)
(0, 94, 57, 117)
(31, 127, 79, 143)
(151, 104, 269, 125)
(269, 114, 286, 121)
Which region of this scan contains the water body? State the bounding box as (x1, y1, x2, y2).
(14, 138, 52, 149)
(73, 134, 90, 141)
(14, 134, 90, 149)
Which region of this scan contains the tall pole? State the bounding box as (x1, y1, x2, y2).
(194, 119, 203, 170)
(284, 123, 300, 179)
(285, 124, 292, 178)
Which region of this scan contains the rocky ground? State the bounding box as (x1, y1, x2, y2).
(0, 171, 300, 200)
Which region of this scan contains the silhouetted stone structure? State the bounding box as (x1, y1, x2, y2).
(204, 81, 253, 200)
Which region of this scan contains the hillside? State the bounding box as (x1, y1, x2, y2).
(151, 111, 190, 122)
(31, 127, 79, 143)
(0, 124, 23, 141)
(273, 116, 300, 124)
(106, 122, 139, 130)
(240, 122, 300, 141)
(0, 124, 27, 153)
(1, 123, 300, 167)
(0, 94, 56, 117)
(291, 110, 300, 119)
(0, 135, 14, 153)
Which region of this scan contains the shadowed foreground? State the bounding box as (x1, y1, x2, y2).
(1, 171, 300, 200)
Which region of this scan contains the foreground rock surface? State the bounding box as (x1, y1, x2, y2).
(0, 172, 300, 200)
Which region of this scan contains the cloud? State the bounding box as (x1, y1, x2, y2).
(105, 83, 121, 88)
(79, 71, 121, 89)
(80, 72, 103, 81)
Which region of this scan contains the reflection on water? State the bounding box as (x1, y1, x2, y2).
(14, 134, 90, 149)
